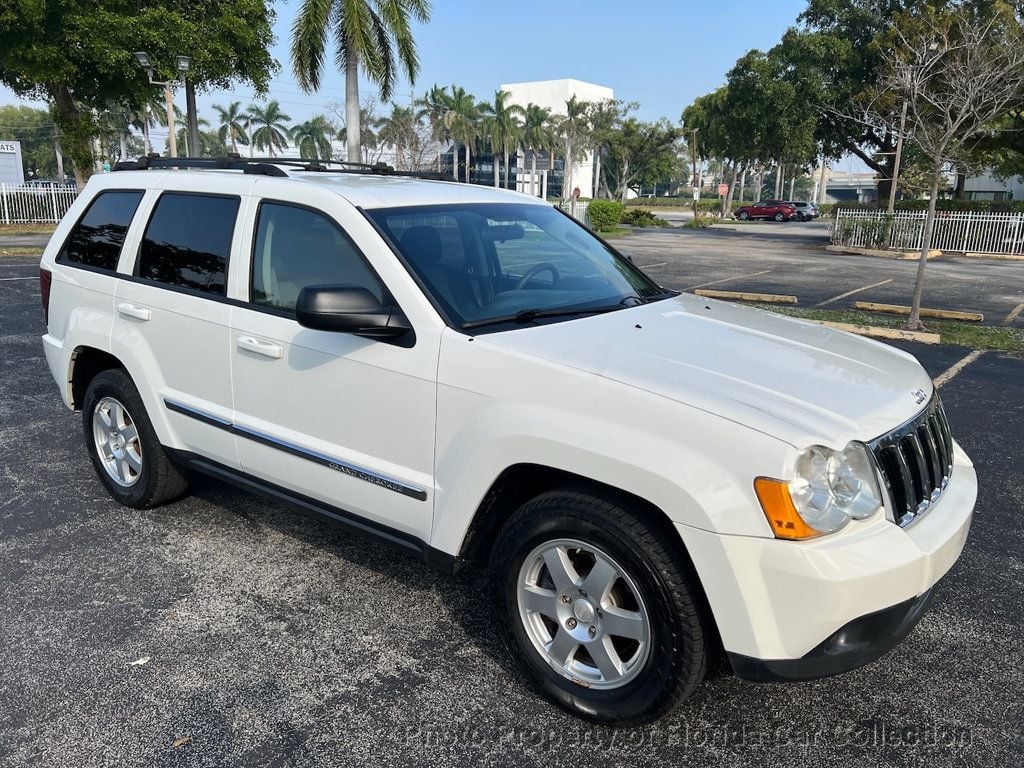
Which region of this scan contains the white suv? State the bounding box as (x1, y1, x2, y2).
(39, 157, 976, 724)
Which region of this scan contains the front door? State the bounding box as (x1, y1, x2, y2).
(229, 199, 437, 540)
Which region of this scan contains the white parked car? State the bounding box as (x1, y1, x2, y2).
(39, 157, 976, 724)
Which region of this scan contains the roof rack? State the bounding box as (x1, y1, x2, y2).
(112, 154, 451, 181)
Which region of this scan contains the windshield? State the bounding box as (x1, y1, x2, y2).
(367, 203, 667, 330)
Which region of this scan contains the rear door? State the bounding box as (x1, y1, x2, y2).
(112, 186, 243, 469)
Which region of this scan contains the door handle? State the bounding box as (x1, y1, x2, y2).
(237, 335, 283, 359)
(117, 302, 151, 321)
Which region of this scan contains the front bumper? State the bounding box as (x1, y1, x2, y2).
(677, 442, 975, 676)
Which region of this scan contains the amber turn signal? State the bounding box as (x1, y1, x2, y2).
(754, 477, 822, 540)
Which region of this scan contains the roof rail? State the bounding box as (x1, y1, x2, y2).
(112, 154, 452, 181)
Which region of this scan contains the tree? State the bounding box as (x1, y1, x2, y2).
(0, 0, 275, 188)
(376, 104, 430, 170)
(0, 104, 58, 179)
(417, 84, 452, 172)
(443, 85, 478, 183)
(553, 95, 591, 201)
(290, 115, 336, 160)
(587, 100, 629, 199)
(333, 100, 383, 163)
(603, 118, 682, 203)
(246, 101, 292, 158)
(213, 102, 250, 155)
(291, 0, 430, 164)
(478, 90, 523, 189)
(867, 4, 1024, 329)
(520, 103, 555, 197)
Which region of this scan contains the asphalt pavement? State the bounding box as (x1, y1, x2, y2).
(0, 252, 1022, 767)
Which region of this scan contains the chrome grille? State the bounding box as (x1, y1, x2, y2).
(869, 397, 954, 527)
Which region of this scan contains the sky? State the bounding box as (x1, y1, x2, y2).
(1, 0, 811, 151)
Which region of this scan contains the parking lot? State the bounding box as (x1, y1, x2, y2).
(619, 220, 1024, 326)
(1, 231, 1022, 766)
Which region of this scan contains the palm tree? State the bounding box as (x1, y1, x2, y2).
(417, 84, 451, 172)
(443, 85, 478, 183)
(376, 104, 421, 170)
(127, 94, 166, 156)
(291, 0, 431, 165)
(479, 90, 524, 189)
(290, 115, 336, 160)
(212, 101, 250, 155)
(246, 101, 291, 158)
(521, 103, 555, 197)
(338, 104, 382, 163)
(554, 95, 591, 201)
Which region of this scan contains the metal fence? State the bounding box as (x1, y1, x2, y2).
(0, 184, 79, 224)
(556, 199, 590, 228)
(833, 208, 1024, 256)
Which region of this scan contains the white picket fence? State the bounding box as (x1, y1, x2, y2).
(0, 184, 79, 224)
(556, 199, 591, 227)
(833, 209, 1024, 256)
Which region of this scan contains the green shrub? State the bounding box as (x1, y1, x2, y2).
(624, 197, 745, 213)
(621, 208, 669, 227)
(588, 199, 625, 231)
(684, 215, 716, 229)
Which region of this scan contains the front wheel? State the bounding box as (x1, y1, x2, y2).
(488, 490, 708, 724)
(774, 212, 785, 222)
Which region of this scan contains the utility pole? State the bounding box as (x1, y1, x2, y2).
(690, 128, 699, 219)
(887, 99, 909, 215)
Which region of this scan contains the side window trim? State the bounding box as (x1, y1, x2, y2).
(134, 190, 242, 297)
(55, 188, 146, 273)
(246, 198, 394, 315)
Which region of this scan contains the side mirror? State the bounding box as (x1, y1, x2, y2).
(295, 285, 413, 342)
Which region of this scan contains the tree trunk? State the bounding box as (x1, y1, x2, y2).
(503, 149, 511, 190)
(955, 172, 966, 200)
(788, 173, 795, 200)
(493, 145, 499, 187)
(54, 137, 65, 181)
(119, 132, 128, 162)
(907, 160, 944, 330)
(185, 80, 200, 158)
(725, 162, 739, 211)
(142, 117, 151, 155)
(563, 138, 573, 202)
(817, 158, 828, 205)
(231, 130, 238, 155)
(593, 150, 601, 199)
(345, 52, 360, 164)
(464, 143, 471, 183)
(51, 84, 93, 190)
(530, 152, 537, 196)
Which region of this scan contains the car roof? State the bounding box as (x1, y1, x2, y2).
(95, 167, 545, 209)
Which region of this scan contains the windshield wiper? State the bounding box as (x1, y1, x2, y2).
(460, 304, 624, 330)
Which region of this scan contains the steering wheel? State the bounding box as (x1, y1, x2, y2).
(515, 262, 561, 290)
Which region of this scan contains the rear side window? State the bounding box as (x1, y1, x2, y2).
(137, 193, 239, 296)
(59, 190, 143, 271)
(251, 202, 383, 313)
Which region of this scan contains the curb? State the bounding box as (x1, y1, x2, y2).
(825, 245, 942, 260)
(811, 319, 941, 344)
(695, 289, 797, 304)
(853, 301, 984, 322)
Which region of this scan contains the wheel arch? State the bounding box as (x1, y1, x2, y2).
(69, 346, 124, 410)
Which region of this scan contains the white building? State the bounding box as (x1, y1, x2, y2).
(500, 78, 613, 199)
(0, 140, 25, 185)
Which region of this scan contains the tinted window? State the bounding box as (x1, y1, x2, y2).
(59, 191, 143, 270)
(137, 193, 239, 295)
(251, 202, 383, 313)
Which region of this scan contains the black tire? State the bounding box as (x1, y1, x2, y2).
(81, 368, 189, 508)
(774, 212, 785, 222)
(737, 211, 749, 220)
(488, 489, 708, 725)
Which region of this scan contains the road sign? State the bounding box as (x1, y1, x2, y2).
(718, 183, 729, 196)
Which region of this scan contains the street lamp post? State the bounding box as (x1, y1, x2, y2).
(133, 52, 192, 158)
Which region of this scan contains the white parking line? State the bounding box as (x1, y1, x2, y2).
(0, 276, 36, 281)
(815, 278, 894, 307)
(637, 261, 668, 269)
(1002, 302, 1024, 326)
(934, 349, 986, 389)
(685, 269, 771, 291)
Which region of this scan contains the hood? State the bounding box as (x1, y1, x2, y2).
(480, 293, 933, 447)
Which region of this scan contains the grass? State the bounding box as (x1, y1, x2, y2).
(597, 227, 632, 239)
(0, 223, 56, 235)
(762, 305, 1024, 352)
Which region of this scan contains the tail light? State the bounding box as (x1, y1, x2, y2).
(40, 268, 52, 326)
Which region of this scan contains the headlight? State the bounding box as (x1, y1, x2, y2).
(755, 442, 883, 540)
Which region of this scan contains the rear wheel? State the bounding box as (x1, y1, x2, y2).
(489, 489, 708, 724)
(82, 369, 189, 508)
(774, 211, 785, 222)
(737, 211, 749, 221)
